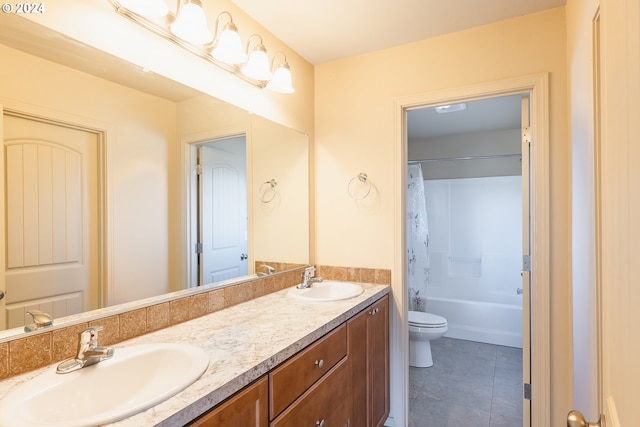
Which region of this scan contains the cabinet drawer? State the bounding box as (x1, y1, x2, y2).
(188, 376, 268, 427)
(271, 358, 350, 427)
(269, 324, 347, 419)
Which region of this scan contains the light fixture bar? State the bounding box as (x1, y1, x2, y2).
(108, 0, 268, 88)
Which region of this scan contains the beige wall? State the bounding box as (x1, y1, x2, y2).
(251, 117, 309, 264)
(0, 44, 176, 305)
(315, 7, 571, 425)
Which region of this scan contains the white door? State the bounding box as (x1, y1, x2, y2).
(199, 137, 248, 284)
(598, 1, 640, 424)
(2, 112, 98, 329)
(569, 2, 640, 426)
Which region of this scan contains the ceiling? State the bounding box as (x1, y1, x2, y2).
(407, 95, 523, 140)
(232, 0, 566, 65)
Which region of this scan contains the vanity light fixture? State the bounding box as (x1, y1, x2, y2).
(107, 0, 295, 93)
(266, 52, 295, 94)
(241, 34, 272, 81)
(170, 0, 213, 46)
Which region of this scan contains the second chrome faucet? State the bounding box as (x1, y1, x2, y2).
(56, 326, 114, 374)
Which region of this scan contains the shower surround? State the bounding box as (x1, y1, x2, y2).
(409, 173, 523, 348)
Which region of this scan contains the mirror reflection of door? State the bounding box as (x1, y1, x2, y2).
(3, 112, 99, 329)
(196, 136, 248, 286)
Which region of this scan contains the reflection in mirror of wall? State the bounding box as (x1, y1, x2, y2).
(0, 18, 309, 335)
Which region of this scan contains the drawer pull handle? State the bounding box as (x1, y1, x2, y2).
(314, 359, 324, 368)
(316, 419, 325, 427)
(370, 307, 379, 315)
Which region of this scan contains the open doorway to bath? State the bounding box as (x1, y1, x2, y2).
(405, 93, 531, 427)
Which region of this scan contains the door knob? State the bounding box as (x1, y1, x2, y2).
(0, 291, 4, 300)
(567, 410, 606, 427)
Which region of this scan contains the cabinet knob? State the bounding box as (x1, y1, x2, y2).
(314, 359, 324, 368)
(316, 420, 325, 427)
(370, 307, 379, 315)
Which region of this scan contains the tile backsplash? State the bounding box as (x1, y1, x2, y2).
(0, 264, 390, 380)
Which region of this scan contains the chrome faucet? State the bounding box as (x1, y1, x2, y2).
(56, 326, 114, 374)
(297, 266, 323, 289)
(24, 310, 53, 332)
(256, 264, 276, 276)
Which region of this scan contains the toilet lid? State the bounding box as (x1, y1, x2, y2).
(408, 311, 447, 327)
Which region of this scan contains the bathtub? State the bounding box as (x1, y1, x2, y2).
(424, 296, 523, 348)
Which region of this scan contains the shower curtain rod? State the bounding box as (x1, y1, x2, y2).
(408, 153, 521, 164)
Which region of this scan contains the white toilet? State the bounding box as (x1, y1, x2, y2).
(408, 310, 448, 368)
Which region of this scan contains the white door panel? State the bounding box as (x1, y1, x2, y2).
(3, 113, 98, 329)
(200, 139, 248, 285)
(570, 2, 640, 426)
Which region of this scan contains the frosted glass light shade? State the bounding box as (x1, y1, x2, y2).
(241, 48, 272, 81)
(170, 2, 213, 45)
(211, 24, 247, 65)
(267, 63, 294, 93)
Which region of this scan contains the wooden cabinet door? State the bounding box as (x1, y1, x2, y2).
(348, 304, 369, 427)
(188, 376, 268, 427)
(369, 295, 390, 427)
(347, 295, 390, 427)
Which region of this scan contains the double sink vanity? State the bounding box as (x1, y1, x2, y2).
(0, 278, 390, 427)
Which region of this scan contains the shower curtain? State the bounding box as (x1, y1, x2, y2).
(407, 164, 429, 312)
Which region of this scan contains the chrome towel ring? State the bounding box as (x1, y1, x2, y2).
(347, 172, 371, 200)
(259, 179, 278, 203)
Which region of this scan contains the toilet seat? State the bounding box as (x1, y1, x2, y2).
(408, 311, 447, 328)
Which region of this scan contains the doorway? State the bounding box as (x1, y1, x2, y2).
(392, 73, 550, 427)
(188, 135, 248, 287)
(405, 94, 529, 426)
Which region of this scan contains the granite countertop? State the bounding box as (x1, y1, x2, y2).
(0, 281, 390, 426)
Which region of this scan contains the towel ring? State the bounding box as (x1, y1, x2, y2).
(259, 179, 278, 203)
(347, 172, 371, 200)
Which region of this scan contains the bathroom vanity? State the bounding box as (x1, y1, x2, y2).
(188, 295, 389, 427)
(0, 281, 389, 427)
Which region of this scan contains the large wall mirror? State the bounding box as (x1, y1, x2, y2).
(0, 16, 309, 335)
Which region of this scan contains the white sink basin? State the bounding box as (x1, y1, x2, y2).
(287, 280, 364, 302)
(0, 343, 209, 427)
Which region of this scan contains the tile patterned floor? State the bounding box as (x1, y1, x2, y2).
(409, 337, 523, 427)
